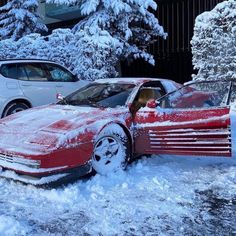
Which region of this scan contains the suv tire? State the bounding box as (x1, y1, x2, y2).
(2, 102, 30, 118)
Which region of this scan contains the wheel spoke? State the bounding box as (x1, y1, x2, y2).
(102, 138, 110, 149)
(94, 138, 110, 157)
(109, 143, 119, 155)
(97, 155, 109, 166)
(94, 146, 105, 157)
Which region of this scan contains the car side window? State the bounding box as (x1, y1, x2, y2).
(132, 81, 165, 112)
(136, 88, 162, 107)
(230, 83, 236, 104)
(22, 63, 48, 81)
(0, 64, 18, 79)
(160, 81, 231, 109)
(44, 64, 76, 82)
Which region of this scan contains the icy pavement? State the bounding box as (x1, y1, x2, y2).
(0, 155, 235, 236)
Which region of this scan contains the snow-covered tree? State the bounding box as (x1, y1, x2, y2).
(47, 0, 167, 65)
(191, 0, 236, 81)
(70, 26, 123, 80)
(0, 0, 47, 40)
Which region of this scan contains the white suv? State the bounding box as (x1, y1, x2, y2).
(0, 59, 87, 117)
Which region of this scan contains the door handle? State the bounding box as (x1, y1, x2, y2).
(6, 82, 18, 89)
(56, 85, 63, 88)
(21, 84, 31, 87)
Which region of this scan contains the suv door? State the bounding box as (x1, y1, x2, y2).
(0, 63, 21, 91)
(134, 81, 232, 157)
(43, 63, 86, 96)
(17, 63, 57, 106)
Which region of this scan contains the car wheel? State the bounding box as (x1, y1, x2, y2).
(92, 124, 130, 175)
(2, 102, 30, 117)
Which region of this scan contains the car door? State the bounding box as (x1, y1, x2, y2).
(43, 63, 87, 96)
(133, 80, 232, 157)
(17, 63, 57, 106)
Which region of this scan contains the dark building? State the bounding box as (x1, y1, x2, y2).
(0, 0, 224, 83)
(0, 0, 7, 6)
(122, 0, 224, 83)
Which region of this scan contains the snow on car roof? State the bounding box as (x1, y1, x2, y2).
(96, 77, 169, 85)
(0, 59, 60, 65)
(0, 58, 53, 62)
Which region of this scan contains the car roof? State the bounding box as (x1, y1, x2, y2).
(95, 77, 172, 85)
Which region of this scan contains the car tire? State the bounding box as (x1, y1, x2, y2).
(2, 102, 30, 118)
(92, 124, 130, 175)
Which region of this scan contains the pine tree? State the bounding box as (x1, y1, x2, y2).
(0, 0, 47, 40)
(47, 0, 167, 65)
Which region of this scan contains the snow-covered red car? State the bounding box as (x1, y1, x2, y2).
(0, 78, 234, 185)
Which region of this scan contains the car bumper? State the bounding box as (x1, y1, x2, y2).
(0, 161, 92, 187)
(0, 143, 93, 186)
(0, 140, 94, 185)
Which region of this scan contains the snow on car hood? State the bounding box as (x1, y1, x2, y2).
(0, 105, 129, 155)
(1, 105, 107, 132)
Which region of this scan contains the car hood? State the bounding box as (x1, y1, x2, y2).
(0, 105, 129, 154)
(0, 105, 102, 132)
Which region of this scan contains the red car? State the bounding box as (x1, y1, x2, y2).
(0, 78, 233, 185)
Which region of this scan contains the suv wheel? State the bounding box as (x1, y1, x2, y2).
(2, 102, 30, 117)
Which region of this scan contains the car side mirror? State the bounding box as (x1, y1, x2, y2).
(56, 93, 65, 102)
(146, 99, 158, 108)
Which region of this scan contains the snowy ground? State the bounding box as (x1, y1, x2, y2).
(0, 155, 235, 236)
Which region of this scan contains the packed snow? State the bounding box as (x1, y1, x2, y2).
(0, 155, 235, 236)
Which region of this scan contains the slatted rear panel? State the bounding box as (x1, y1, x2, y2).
(136, 127, 231, 157)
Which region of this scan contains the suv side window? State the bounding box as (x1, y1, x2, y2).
(17, 64, 28, 80)
(44, 64, 77, 82)
(0, 64, 18, 79)
(21, 63, 48, 81)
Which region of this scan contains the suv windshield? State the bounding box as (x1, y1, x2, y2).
(60, 83, 135, 108)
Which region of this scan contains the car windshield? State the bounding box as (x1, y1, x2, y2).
(60, 83, 135, 108)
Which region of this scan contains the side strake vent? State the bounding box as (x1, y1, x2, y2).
(147, 127, 231, 157)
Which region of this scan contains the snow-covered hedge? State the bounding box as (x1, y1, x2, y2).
(191, 0, 236, 81)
